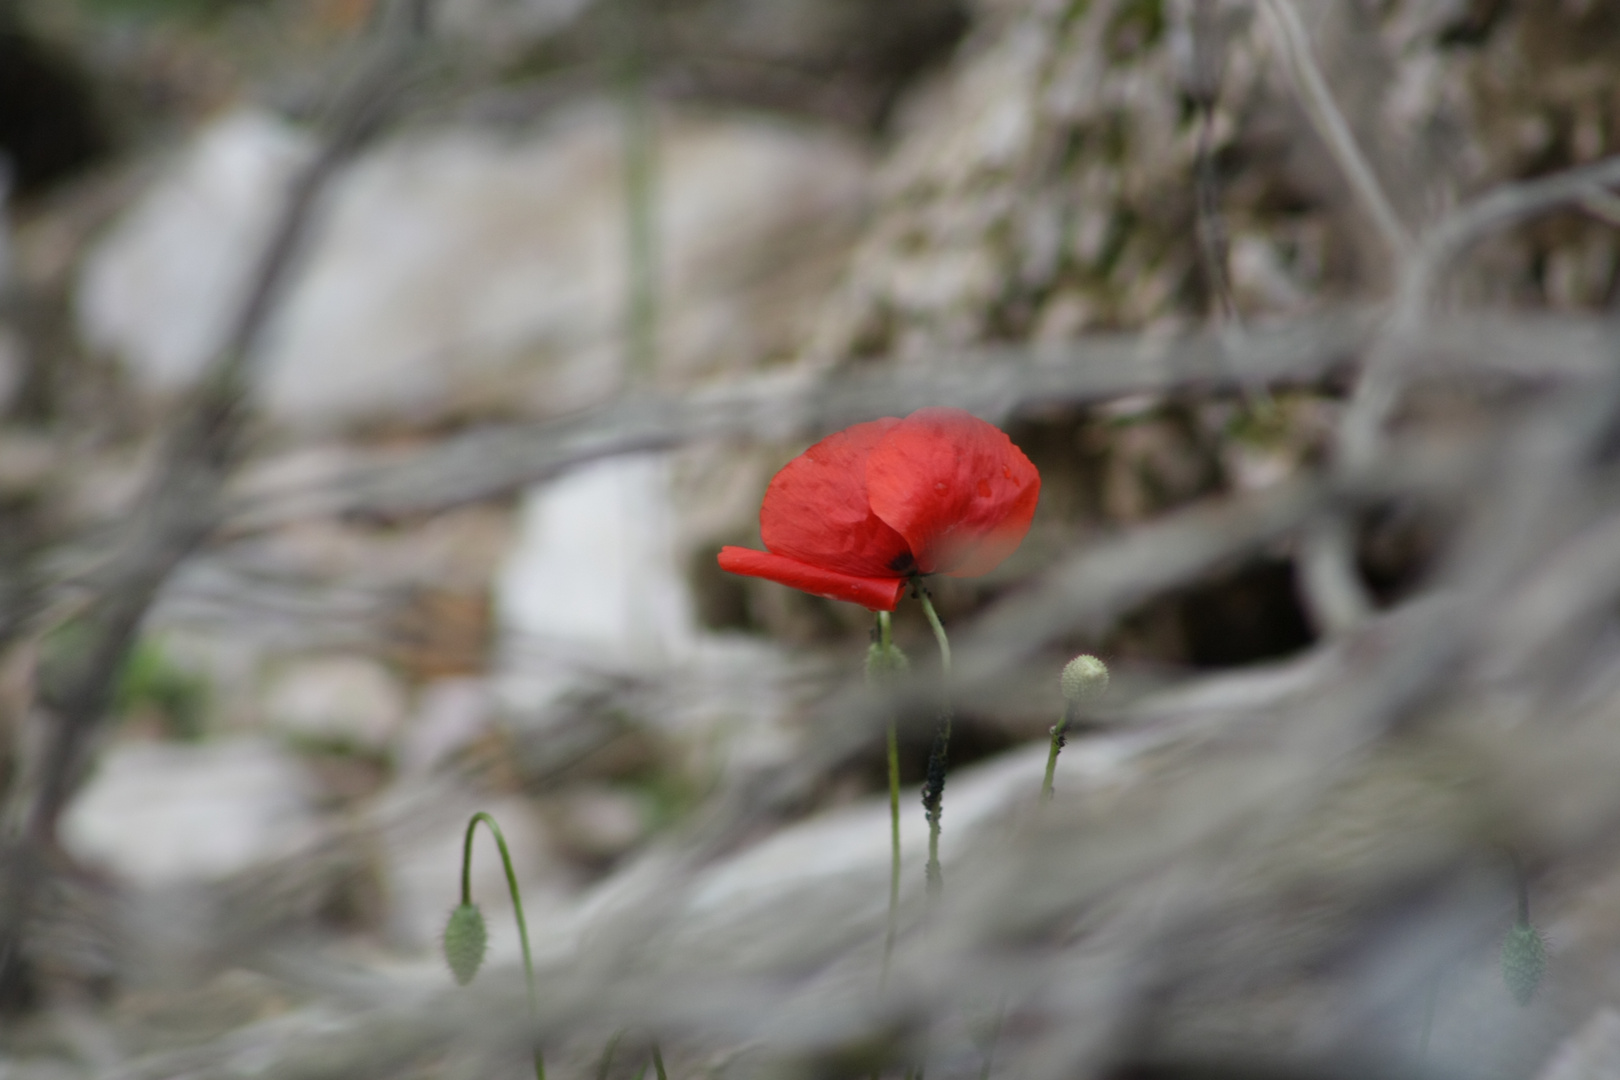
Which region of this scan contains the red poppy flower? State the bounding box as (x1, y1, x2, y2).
(718, 407, 1040, 612)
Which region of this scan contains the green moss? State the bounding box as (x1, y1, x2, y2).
(116, 638, 209, 741)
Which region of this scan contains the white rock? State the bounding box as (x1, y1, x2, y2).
(61, 739, 318, 888)
(260, 655, 408, 752)
(496, 453, 695, 673)
(549, 785, 646, 861)
(399, 677, 493, 776)
(77, 111, 314, 390)
(79, 105, 868, 430)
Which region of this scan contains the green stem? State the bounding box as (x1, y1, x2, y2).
(597, 1030, 623, 1080)
(880, 610, 902, 983)
(1419, 968, 1440, 1059)
(462, 812, 545, 1080)
(917, 591, 951, 677)
(1040, 702, 1077, 801)
(652, 1045, 669, 1080)
(916, 590, 952, 898)
(1509, 848, 1531, 926)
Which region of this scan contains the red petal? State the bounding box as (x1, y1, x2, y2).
(865, 408, 1040, 577)
(718, 547, 906, 611)
(758, 419, 915, 578)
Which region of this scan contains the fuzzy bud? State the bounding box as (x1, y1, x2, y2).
(865, 641, 910, 684)
(1061, 654, 1110, 704)
(443, 902, 488, 986)
(1501, 922, 1547, 1005)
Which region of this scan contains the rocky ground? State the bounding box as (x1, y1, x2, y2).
(2, 1, 1620, 1078)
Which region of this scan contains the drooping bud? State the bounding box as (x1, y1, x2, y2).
(443, 902, 488, 986)
(865, 641, 910, 684)
(1061, 654, 1109, 704)
(1501, 922, 1547, 1005)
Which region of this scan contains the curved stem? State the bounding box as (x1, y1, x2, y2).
(916, 590, 952, 898)
(1041, 702, 1077, 801)
(652, 1045, 668, 1080)
(879, 610, 902, 982)
(462, 812, 545, 1080)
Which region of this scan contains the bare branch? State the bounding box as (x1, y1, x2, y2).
(1257, 0, 1413, 262)
(0, 0, 443, 1006)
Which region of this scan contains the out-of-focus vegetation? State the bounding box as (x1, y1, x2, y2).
(2, 1, 1620, 1078)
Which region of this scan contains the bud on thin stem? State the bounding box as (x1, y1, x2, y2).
(1043, 655, 1109, 801)
(448, 812, 547, 1080)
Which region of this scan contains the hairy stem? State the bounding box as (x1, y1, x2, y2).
(462, 812, 545, 1080)
(917, 591, 952, 898)
(1040, 701, 1077, 802)
(880, 610, 902, 981)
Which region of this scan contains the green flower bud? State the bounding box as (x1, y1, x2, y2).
(865, 641, 910, 684)
(1061, 654, 1109, 704)
(1501, 922, 1547, 1005)
(443, 902, 488, 986)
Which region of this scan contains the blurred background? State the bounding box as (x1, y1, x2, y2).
(2, 0, 1620, 1077)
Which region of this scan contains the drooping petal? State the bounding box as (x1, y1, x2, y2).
(758, 418, 915, 578)
(865, 407, 1040, 577)
(718, 547, 906, 611)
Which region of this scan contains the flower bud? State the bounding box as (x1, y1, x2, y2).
(1061, 654, 1109, 703)
(865, 641, 910, 684)
(443, 902, 488, 986)
(1501, 922, 1546, 1005)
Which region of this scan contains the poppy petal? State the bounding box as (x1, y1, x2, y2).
(865, 408, 1040, 577)
(718, 547, 906, 611)
(759, 418, 915, 578)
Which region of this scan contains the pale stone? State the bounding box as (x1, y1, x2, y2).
(78, 105, 867, 431)
(548, 785, 646, 861)
(496, 453, 695, 672)
(261, 656, 408, 752)
(399, 677, 493, 776)
(77, 111, 314, 390)
(60, 739, 319, 888)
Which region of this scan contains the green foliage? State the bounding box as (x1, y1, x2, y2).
(1501, 922, 1547, 1005)
(116, 638, 209, 741)
(442, 902, 488, 986)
